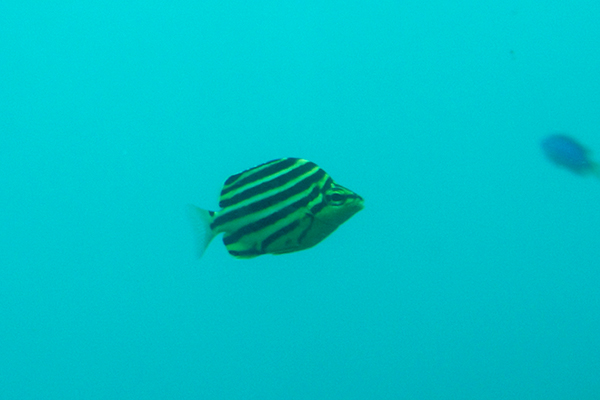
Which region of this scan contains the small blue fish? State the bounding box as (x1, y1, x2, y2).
(541, 134, 600, 177)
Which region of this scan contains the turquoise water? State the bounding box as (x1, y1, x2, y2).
(2, 1, 600, 398)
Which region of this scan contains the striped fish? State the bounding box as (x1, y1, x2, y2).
(188, 158, 364, 259)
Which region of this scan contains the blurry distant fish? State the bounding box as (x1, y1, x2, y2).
(188, 158, 364, 259)
(541, 134, 600, 177)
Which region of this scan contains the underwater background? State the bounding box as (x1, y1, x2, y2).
(2, 0, 599, 398)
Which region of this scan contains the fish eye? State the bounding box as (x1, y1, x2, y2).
(331, 193, 344, 201)
(329, 192, 346, 205)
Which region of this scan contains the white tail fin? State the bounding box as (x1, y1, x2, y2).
(186, 204, 216, 258)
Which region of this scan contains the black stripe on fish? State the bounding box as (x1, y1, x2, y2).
(221, 158, 299, 197)
(219, 160, 316, 209)
(259, 219, 302, 254)
(221, 184, 321, 246)
(211, 168, 326, 230)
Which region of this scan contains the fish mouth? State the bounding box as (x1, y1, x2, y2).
(354, 195, 365, 209)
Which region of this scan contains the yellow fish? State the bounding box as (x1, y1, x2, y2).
(188, 158, 364, 258)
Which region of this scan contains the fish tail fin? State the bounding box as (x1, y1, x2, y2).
(186, 204, 216, 258)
